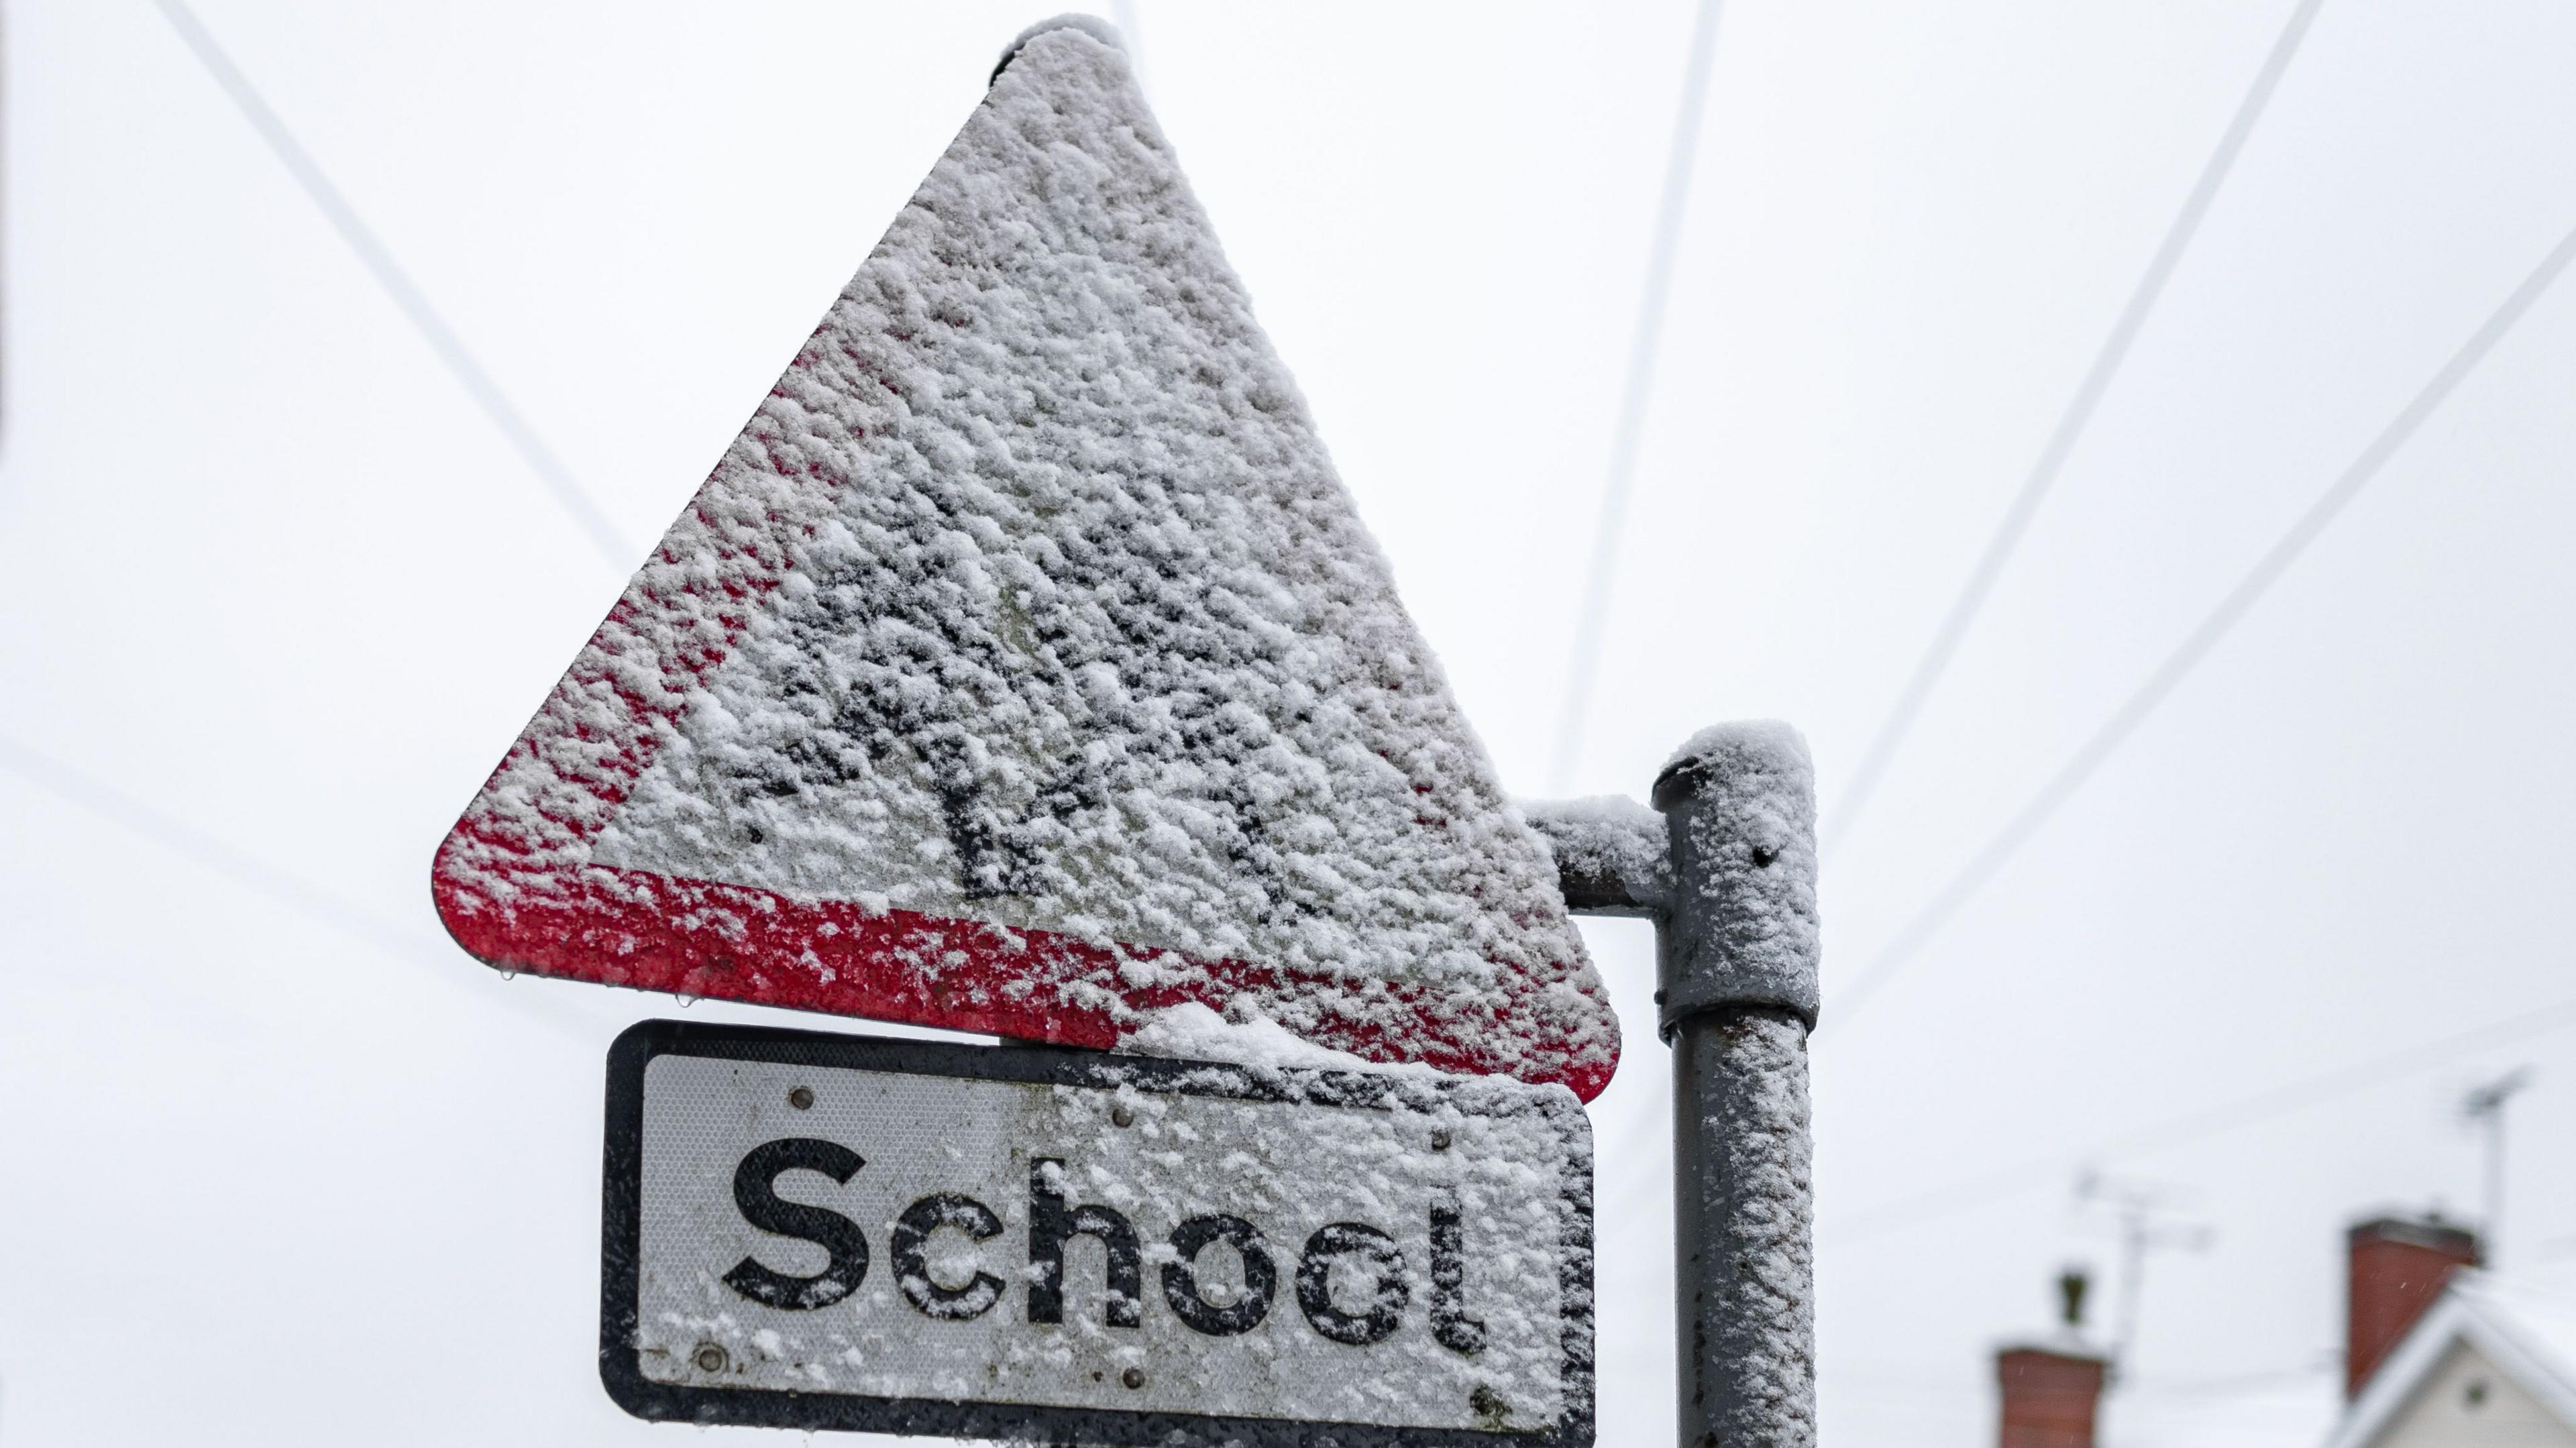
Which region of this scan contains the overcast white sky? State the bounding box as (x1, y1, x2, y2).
(7, 3, 2576, 1445)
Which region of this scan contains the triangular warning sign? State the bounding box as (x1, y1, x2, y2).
(433, 17, 1619, 1099)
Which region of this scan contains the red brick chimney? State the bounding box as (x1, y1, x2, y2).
(1996, 1347, 2108, 1448)
(2346, 1215, 2479, 1397)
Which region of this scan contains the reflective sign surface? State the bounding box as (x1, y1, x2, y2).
(602, 1022, 1595, 1445)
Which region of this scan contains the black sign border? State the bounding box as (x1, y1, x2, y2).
(602, 1018, 1595, 1447)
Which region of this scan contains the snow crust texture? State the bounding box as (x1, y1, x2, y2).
(1118, 1001, 1432, 1077)
(1680, 1009, 1815, 1448)
(1654, 721, 1819, 1027)
(433, 25, 1616, 1094)
(998, 12, 1125, 70)
(1522, 794, 1672, 916)
(632, 1041, 1594, 1437)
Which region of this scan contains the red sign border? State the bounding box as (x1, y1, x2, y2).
(433, 396, 1616, 1104)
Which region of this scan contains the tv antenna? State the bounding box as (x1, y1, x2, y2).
(2462, 1068, 2534, 1266)
(2076, 1168, 2214, 1370)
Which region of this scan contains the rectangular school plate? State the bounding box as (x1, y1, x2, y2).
(600, 1021, 1593, 1445)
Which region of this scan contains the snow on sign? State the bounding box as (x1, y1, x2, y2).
(602, 1022, 1594, 1446)
(431, 16, 1619, 1098)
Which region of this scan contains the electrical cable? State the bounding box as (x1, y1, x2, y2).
(1549, 0, 1726, 793)
(146, 0, 633, 571)
(1826, 213, 2576, 1028)
(1823, 985, 2576, 1247)
(1820, 0, 2327, 856)
(0, 732, 590, 1040)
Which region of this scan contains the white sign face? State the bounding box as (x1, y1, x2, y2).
(431, 17, 1619, 1103)
(601, 1023, 1595, 1447)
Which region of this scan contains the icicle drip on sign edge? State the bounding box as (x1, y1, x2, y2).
(430, 21, 1619, 1101)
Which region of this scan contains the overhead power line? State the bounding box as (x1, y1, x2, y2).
(0, 732, 590, 1040)
(1826, 213, 2576, 1028)
(1825, 986, 2576, 1247)
(1821, 0, 2327, 855)
(146, 0, 633, 571)
(1550, 0, 1726, 793)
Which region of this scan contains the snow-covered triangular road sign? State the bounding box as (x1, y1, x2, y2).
(433, 17, 1619, 1099)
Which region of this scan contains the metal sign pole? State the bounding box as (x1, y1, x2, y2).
(1536, 722, 1819, 1448)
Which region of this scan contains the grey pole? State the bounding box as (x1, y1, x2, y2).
(1529, 721, 1819, 1448)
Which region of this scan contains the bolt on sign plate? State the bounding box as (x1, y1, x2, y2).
(602, 1021, 1595, 1445)
(429, 16, 1619, 1101)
